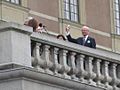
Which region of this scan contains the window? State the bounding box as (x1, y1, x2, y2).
(5, 0, 20, 5)
(114, 0, 120, 34)
(64, 0, 79, 22)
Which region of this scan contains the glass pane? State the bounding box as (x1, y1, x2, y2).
(116, 19, 120, 27)
(16, 0, 19, 4)
(65, 0, 69, 3)
(65, 11, 70, 19)
(118, 28, 120, 34)
(116, 27, 120, 34)
(70, 0, 74, 4)
(74, 6, 78, 13)
(11, 0, 15, 3)
(74, 0, 77, 5)
(70, 5, 74, 12)
(115, 0, 119, 3)
(115, 11, 120, 19)
(75, 14, 78, 22)
(66, 3, 69, 11)
(6, 0, 20, 4)
(71, 13, 75, 21)
(115, 4, 119, 11)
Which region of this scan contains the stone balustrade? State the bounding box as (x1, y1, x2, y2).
(31, 32, 120, 90)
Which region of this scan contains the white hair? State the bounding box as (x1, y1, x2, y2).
(82, 26, 90, 30)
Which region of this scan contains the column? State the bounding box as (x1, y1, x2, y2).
(0, 22, 32, 67)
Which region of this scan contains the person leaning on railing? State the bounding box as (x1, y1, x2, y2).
(24, 17, 39, 32)
(36, 23, 48, 33)
(65, 25, 96, 49)
(24, 17, 39, 56)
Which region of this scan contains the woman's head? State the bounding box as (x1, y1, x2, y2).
(27, 18, 38, 32)
(57, 34, 66, 40)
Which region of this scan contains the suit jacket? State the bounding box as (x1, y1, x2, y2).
(67, 34, 96, 48)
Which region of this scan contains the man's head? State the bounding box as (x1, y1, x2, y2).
(81, 26, 90, 36)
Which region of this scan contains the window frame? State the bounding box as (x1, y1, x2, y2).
(64, 0, 79, 22)
(5, 0, 21, 5)
(114, 0, 120, 35)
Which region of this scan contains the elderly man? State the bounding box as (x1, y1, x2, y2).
(66, 25, 96, 49)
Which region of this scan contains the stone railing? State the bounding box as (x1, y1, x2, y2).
(31, 32, 120, 90)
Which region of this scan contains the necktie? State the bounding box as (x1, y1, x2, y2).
(83, 37, 86, 45)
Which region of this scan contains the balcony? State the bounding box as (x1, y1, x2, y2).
(0, 22, 120, 90)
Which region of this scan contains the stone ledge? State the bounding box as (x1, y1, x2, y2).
(0, 21, 32, 34)
(0, 67, 104, 90)
(0, 63, 25, 70)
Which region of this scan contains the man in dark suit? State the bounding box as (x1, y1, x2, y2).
(66, 25, 96, 49)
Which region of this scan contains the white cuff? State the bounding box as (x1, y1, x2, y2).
(65, 31, 70, 36)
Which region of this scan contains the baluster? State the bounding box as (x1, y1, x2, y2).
(32, 43, 44, 72)
(102, 61, 112, 89)
(50, 47, 62, 76)
(42, 45, 53, 74)
(59, 49, 70, 79)
(110, 63, 120, 90)
(68, 52, 78, 80)
(76, 54, 87, 82)
(94, 59, 104, 86)
(117, 65, 120, 89)
(85, 56, 96, 84)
